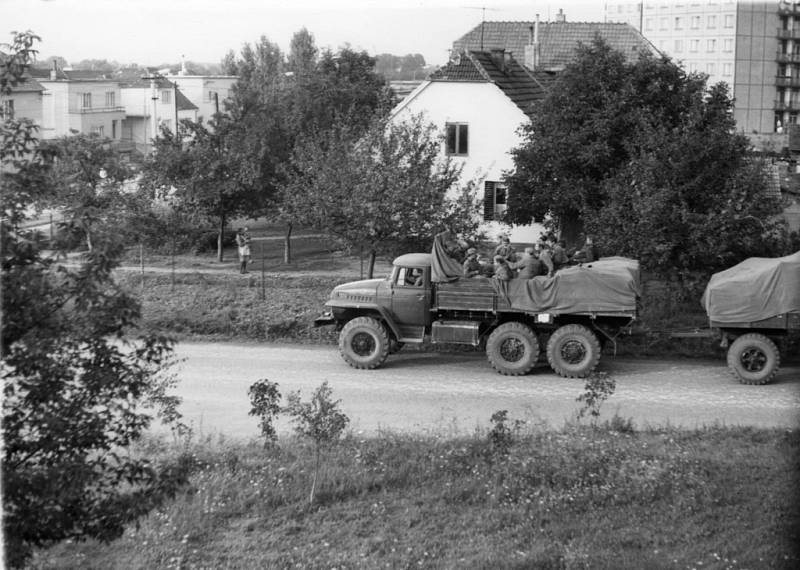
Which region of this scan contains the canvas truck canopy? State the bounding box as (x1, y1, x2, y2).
(492, 257, 641, 314)
(702, 251, 800, 324)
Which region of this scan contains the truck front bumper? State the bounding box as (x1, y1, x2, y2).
(313, 311, 336, 328)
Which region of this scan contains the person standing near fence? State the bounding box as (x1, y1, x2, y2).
(236, 227, 252, 274)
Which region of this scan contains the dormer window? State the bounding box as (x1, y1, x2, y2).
(445, 122, 468, 156)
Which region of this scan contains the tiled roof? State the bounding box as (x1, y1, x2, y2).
(175, 89, 198, 111)
(452, 21, 657, 71)
(30, 68, 115, 81)
(4, 73, 44, 93)
(428, 50, 553, 117)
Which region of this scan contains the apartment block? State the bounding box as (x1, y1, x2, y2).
(606, 1, 783, 137)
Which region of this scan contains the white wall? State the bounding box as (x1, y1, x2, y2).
(392, 81, 544, 243)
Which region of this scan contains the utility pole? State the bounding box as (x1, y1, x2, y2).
(141, 75, 160, 152)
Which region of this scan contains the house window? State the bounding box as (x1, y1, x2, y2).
(674, 17, 683, 30)
(707, 15, 716, 29)
(1, 99, 14, 120)
(723, 38, 734, 52)
(707, 39, 717, 53)
(81, 92, 92, 109)
(483, 181, 507, 222)
(112, 120, 117, 139)
(105, 91, 115, 107)
(675, 39, 683, 52)
(445, 123, 468, 156)
(706, 62, 716, 75)
(645, 18, 654, 31)
(724, 14, 734, 28)
(91, 125, 104, 137)
(161, 89, 172, 104)
(722, 63, 733, 76)
(690, 39, 699, 52)
(660, 17, 668, 30)
(207, 89, 218, 102)
(691, 15, 700, 29)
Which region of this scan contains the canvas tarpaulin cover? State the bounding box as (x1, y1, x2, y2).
(430, 231, 463, 283)
(491, 257, 641, 313)
(701, 251, 800, 323)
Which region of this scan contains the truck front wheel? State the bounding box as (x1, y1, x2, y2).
(547, 324, 601, 378)
(486, 322, 540, 376)
(727, 333, 780, 385)
(339, 316, 390, 370)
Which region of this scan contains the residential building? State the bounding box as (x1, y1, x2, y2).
(391, 49, 553, 241)
(0, 73, 44, 126)
(120, 76, 198, 154)
(163, 74, 236, 122)
(32, 66, 126, 142)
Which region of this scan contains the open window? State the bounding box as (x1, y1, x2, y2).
(483, 181, 507, 222)
(394, 266, 424, 287)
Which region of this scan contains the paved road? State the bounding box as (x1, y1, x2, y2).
(158, 343, 800, 440)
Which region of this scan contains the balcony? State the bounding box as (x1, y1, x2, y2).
(776, 76, 800, 87)
(778, 2, 800, 15)
(774, 99, 800, 111)
(69, 105, 126, 115)
(776, 51, 800, 63)
(777, 28, 800, 39)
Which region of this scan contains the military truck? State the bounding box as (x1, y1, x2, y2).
(701, 251, 800, 384)
(314, 251, 641, 378)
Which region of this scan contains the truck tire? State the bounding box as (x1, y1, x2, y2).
(546, 324, 601, 378)
(339, 317, 390, 370)
(727, 333, 780, 385)
(486, 322, 539, 376)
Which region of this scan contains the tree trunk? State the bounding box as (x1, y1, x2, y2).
(284, 222, 293, 264)
(367, 249, 377, 279)
(217, 212, 226, 262)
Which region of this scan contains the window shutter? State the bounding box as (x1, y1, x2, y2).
(483, 181, 495, 221)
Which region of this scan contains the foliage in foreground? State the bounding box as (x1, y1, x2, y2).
(1, 31, 187, 568)
(31, 424, 800, 569)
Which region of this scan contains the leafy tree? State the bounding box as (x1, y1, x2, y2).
(248, 379, 283, 445)
(2, 32, 187, 567)
(284, 114, 478, 277)
(284, 382, 349, 505)
(40, 132, 133, 251)
(141, 113, 267, 261)
(287, 27, 317, 76)
(506, 38, 788, 276)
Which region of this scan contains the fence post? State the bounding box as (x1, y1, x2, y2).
(140, 243, 144, 295)
(261, 240, 266, 300)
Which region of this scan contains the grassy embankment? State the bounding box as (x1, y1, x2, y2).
(31, 423, 800, 569)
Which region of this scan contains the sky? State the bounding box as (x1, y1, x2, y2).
(3, 0, 608, 68)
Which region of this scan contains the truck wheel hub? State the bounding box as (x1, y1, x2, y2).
(499, 337, 525, 363)
(560, 340, 586, 364)
(740, 348, 766, 372)
(352, 332, 376, 356)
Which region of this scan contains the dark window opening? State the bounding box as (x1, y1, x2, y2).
(445, 122, 468, 155)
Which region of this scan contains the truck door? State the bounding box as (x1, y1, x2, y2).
(390, 266, 431, 327)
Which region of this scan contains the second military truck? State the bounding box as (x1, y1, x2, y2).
(314, 250, 640, 378)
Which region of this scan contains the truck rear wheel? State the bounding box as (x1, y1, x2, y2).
(547, 324, 601, 378)
(339, 316, 390, 370)
(727, 333, 780, 385)
(486, 322, 539, 376)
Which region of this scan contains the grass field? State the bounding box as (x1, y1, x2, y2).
(30, 422, 800, 569)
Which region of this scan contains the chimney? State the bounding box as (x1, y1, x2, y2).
(490, 47, 506, 72)
(556, 8, 566, 23)
(524, 14, 541, 70)
(50, 58, 57, 80)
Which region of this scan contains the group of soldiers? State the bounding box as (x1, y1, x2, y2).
(462, 234, 598, 281)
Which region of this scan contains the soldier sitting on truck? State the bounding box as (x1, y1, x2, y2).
(510, 246, 544, 279)
(462, 248, 483, 278)
(493, 256, 513, 281)
(494, 236, 516, 262)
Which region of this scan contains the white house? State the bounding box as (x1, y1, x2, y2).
(390, 49, 552, 242)
(120, 76, 198, 154)
(163, 74, 237, 122)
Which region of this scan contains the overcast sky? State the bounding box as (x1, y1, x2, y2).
(3, 0, 608, 67)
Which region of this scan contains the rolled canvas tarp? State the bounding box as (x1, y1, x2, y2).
(701, 251, 800, 323)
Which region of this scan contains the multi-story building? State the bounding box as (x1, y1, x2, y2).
(0, 73, 44, 127)
(605, 1, 784, 137)
(120, 76, 198, 154)
(163, 74, 237, 122)
(32, 67, 126, 141)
